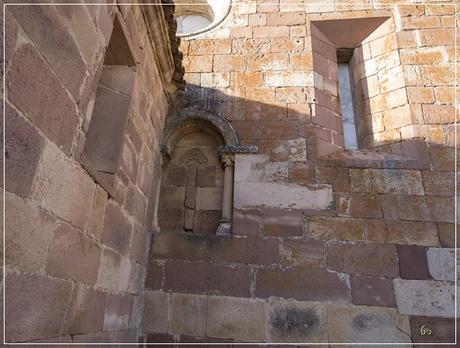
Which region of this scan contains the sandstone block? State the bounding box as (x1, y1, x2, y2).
(268, 299, 327, 343)
(394, 279, 454, 318)
(350, 169, 424, 195)
(97, 248, 121, 290)
(189, 39, 232, 55)
(327, 242, 399, 278)
(165, 261, 251, 297)
(46, 223, 101, 284)
(262, 209, 304, 237)
(32, 143, 96, 229)
(222, 236, 280, 265)
(65, 284, 107, 335)
(422, 171, 454, 197)
(265, 71, 313, 87)
(101, 201, 132, 255)
(182, 55, 213, 73)
(170, 293, 207, 336)
(86, 185, 108, 241)
(256, 267, 350, 303)
(397, 245, 431, 280)
(142, 291, 169, 333)
(233, 209, 261, 236)
(104, 293, 133, 332)
(336, 193, 382, 218)
(5, 272, 73, 342)
(365, 220, 439, 246)
(282, 238, 326, 268)
(315, 166, 350, 192)
(253, 25, 289, 38)
(437, 223, 456, 248)
(6, 192, 55, 273)
(308, 217, 364, 242)
(206, 296, 267, 342)
(201, 72, 230, 88)
(426, 248, 455, 282)
(327, 304, 411, 344)
(145, 262, 164, 290)
(5, 105, 44, 197)
(410, 316, 455, 343)
(351, 275, 396, 308)
(129, 224, 149, 264)
(397, 196, 454, 223)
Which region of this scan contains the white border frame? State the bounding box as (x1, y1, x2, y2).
(2, 1, 458, 346)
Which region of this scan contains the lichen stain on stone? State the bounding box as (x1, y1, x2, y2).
(352, 313, 384, 330)
(270, 307, 319, 337)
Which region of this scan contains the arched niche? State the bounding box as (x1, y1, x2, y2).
(158, 108, 244, 237)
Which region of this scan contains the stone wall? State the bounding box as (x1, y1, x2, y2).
(4, 2, 180, 343)
(144, 0, 457, 345)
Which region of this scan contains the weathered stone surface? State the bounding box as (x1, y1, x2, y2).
(365, 219, 439, 246)
(65, 284, 107, 335)
(97, 248, 121, 290)
(5, 192, 55, 273)
(268, 299, 327, 343)
(129, 224, 149, 264)
(142, 291, 169, 333)
(206, 296, 267, 342)
(5, 105, 44, 198)
(409, 316, 455, 343)
(351, 275, 396, 307)
(397, 196, 454, 223)
(262, 209, 304, 237)
(101, 201, 132, 256)
(350, 169, 424, 195)
(165, 261, 251, 297)
(394, 279, 455, 318)
(327, 304, 411, 344)
(437, 223, 457, 248)
(256, 267, 350, 303)
(5, 272, 73, 342)
(336, 193, 382, 218)
(315, 166, 350, 192)
(104, 293, 133, 332)
(327, 242, 399, 277)
(86, 185, 108, 241)
(46, 223, 101, 284)
(234, 182, 333, 210)
(397, 245, 431, 280)
(233, 209, 261, 236)
(422, 171, 455, 197)
(7, 43, 79, 153)
(145, 262, 164, 290)
(308, 217, 365, 241)
(282, 238, 325, 268)
(32, 143, 96, 229)
(170, 293, 207, 336)
(426, 248, 455, 282)
(222, 236, 280, 265)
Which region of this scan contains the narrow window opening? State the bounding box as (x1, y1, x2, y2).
(337, 48, 358, 149)
(80, 17, 136, 193)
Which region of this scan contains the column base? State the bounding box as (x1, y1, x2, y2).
(216, 221, 232, 238)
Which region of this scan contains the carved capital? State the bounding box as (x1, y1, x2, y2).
(220, 154, 235, 168)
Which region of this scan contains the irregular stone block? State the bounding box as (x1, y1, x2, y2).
(268, 299, 327, 343)
(5, 192, 55, 273)
(336, 193, 382, 218)
(65, 284, 107, 335)
(142, 291, 169, 333)
(281, 238, 326, 268)
(206, 296, 267, 341)
(5, 104, 44, 198)
(397, 196, 454, 223)
(101, 201, 132, 256)
(308, 216, 365, 241)
(327, 242, 399, 277)
(256, 267, 350, 303)
(97, 248, 121, 290)
(365, 220, 439, 246)
(262, 209, 304, 237)
(350, 169, 424, 195)
(327, 304, 411, 343)
(46, 223, 101, 284)
(394, 279, 455, 318)
(234, 182, 333, 210)
(170, 293, 207, 336)
(351, 275, 396, 307)
(32, 143, 96, 229)
(104, 293, 133, 332)
(426, 248, 455, 282)
(5, 272, 73, 342)
(397, 245, 431, 281)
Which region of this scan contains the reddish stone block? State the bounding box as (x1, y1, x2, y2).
(429, 145, 454, 171)
(125, 186, 147, 223)
(197, 166, 217, 187)
(262, 209, 304, 237)
(5, 104, 44, 198)
(233, 209, 261, 236)
(380, 194, 399, 220)
(397, 196, 454, 223)
(437, 223, 457, 248)
(129, 223, 148, 264)
(158, 208, 185, 231)
(65, 284, 107, 335)
(351, 275, 396, 307)
(315, 166, 350, 192)
(222, 237, 280, 265)
(281, 238, 326, 268)
(145, 262, 164, 290)
(336, 193, 382, 218)
(7, 43, 79, 153)
(288, 162, 315, 185)
(104, 293, 133, 331)
(409, 316, 455, 343)
(101, 201, 132, 256)
(46, 223, 101, 284)
(422, 171, 454, 197)
(327, 242, 399, 278)
(255, 267, 350, 303)
(233, 120, 298, 140)
(164, 261, 252, 297)
(146, 333, 175, 346)
(5, 272, 73, 342)
(396, 245, 431, 280)
(308, 217, 365, 241)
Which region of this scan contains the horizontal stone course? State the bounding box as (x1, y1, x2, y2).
(426, 247, 455, 282)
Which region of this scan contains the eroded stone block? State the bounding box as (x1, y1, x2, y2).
(170, 293, 207, 336)
(142, 291, 169, 333)
(426, 248, 455, 282)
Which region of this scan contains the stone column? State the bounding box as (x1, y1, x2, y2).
(216, 153, 234, 237)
